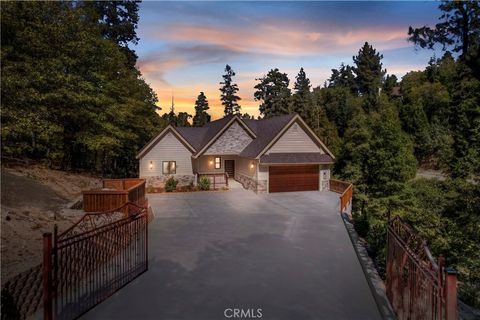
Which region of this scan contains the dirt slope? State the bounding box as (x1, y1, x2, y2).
(1, 165, 101, 281)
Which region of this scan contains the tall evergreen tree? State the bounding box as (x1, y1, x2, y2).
(408, 0, 480, 79)
(383, 74, 398, 96)
(177, 112, 192, 127)
(220, 64, 241, 116)
(254, 68, 291, 118)
(0, 1, 160, 175)
(328, 63, 357, 94)
(353, 42, 386, 97)
(84, 1, 140, 66)
(291, 67, 312, 119)
(192, 92, 211, 127)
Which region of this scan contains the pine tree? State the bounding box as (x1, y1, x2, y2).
(291, 67, 312, 119)
(328, 63, 357, 94)
(408, 0, 480, 79)
(353, 42, 386, 97)
(192, 92, 211, 127)
(220, 65, 241, 116)
(383, 74, 398, 97)
(177, 112, 192, 127)
(254, 68, 291, 118)
(85, 1, 140, 66)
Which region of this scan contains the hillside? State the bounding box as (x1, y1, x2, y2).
(1, 165, 101, 281)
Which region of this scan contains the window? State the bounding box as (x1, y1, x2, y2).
(214, 157, 221, 169)
(162, 161, 176, 174)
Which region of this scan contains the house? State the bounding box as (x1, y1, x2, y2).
(136, 114, 335, 193)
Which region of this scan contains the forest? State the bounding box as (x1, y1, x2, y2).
(1, 0, 479, 309)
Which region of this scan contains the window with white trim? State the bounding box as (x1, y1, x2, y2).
(214, 157, 221, 169)
(162, 161, 176, 174)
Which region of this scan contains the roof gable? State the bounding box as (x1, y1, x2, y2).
(204, 121, 253, 155)
(193, 115, 256, 157)
(241, 114, 334, 159)
(267, 122, 322, 154)
(136, 126, 196, 159)
(239, 114, 296, 158)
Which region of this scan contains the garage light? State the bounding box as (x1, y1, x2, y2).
(149, 161, 154, 170)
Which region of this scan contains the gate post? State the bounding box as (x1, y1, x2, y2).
(43, 233, 53, 320)
(444, 267, 457, 320)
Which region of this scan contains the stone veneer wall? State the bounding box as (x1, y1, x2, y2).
(236, 173, 257, 192)
(204, 121, 253, 155)
(257, 180, 268, 193)
(143, 175, 195, 188)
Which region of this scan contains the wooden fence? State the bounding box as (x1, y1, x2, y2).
(329, 179, 353, 214)
(83, 178, 146, 212)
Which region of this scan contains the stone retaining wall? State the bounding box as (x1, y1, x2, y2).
(237, 173, 257, 192)
(143, 175, 195, 188)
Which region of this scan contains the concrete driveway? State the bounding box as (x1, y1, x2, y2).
(83, 186, 382, 320)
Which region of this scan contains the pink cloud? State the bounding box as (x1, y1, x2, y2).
(147, 23, 409, 57)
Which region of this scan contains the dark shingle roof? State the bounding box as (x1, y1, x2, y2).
(260, 153, 333, 164)
(175, 127, 208, 151)
(158, 114, 331, 160)
(239, 114, 296, 158)
(175, 115, 235, 153)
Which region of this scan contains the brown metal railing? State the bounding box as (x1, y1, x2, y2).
(83, 178, 146, 212)
(329, 179, 353, 214)
(386, 216, 457, 320)
(43, 203, 148, 320)
(199, 173, 229, 190)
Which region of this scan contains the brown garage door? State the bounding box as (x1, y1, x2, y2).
(269, 165, 319, 193)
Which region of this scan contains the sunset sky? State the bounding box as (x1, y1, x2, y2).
(135, 1, 442, 119)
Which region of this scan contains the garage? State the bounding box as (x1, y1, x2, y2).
(269, 165, 319, 193)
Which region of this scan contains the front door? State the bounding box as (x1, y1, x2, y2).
(225, 160, 235, 179)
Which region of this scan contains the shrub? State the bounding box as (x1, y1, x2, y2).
(353, 211, 370, 238)
(164, 177, 177, 192)
(198, 176, 210, 191)
(146, 185, 155, 193)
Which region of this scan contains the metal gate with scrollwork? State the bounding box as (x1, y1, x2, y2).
(386, 216, 457, 320)
(43, 202, 148, 320)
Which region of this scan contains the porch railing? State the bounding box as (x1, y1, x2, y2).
(329, 179, 353, 214)
(198, 173, 229, 190)
(83, 178, 146, 212)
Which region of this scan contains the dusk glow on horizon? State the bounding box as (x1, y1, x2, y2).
(135, 1, 442, 119)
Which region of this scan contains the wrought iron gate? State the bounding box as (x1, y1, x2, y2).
(43, 202, 148, 320)
(386, 216, 457, 320)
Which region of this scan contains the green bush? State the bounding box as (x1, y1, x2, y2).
(198, 176, 210, 191)
(164, 177, 177, 192)
(353, 211, 370, 238)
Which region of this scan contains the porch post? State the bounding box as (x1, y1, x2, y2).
(43, 233, 53, 320)
(444, 267, 457, 320)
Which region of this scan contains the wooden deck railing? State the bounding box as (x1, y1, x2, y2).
(330, 179, 353, 215)
(83, 178, 146, 212)
(199, 173, 229, 190)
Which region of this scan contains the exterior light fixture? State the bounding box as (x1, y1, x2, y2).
(250, 162, 255, 169)
(149, 161, 153, 170)
(209, 159, 214, 165)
